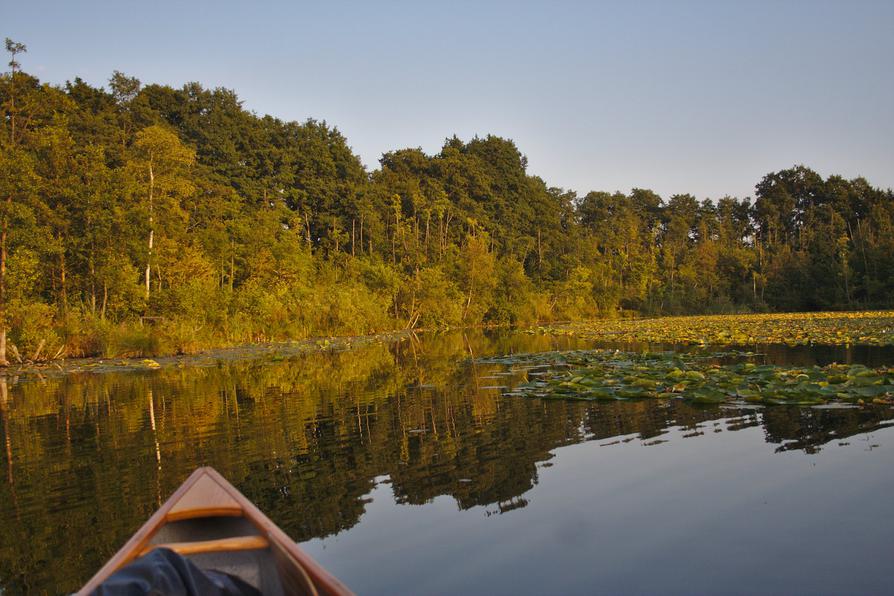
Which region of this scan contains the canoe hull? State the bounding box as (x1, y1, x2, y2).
(78, 467, 353, 596)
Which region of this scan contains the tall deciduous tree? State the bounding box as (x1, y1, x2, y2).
(0, 39, 28, 365)
(130, 125, 195, 303)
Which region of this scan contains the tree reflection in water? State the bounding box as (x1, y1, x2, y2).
(0, 330, 891, 593)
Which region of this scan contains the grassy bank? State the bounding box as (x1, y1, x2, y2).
(7, 310, 894, 375)
(0, 327, 415, 379)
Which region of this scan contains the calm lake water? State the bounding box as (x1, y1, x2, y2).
(1, 330, 893, 594)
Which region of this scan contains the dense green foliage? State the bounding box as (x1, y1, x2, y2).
(2, 40, 893, 359)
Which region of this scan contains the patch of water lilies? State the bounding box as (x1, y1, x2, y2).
(480, 350, 894, 406)
(533, 311, 894, 347)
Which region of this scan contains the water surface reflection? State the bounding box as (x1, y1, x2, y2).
(0, 330, 891, 594)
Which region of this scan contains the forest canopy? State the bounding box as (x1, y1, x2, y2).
(2, 39, 893, 360)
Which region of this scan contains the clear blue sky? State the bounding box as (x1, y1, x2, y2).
(4, 0, 893, 200)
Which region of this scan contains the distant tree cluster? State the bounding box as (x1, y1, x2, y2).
(1, 39, 893, 359)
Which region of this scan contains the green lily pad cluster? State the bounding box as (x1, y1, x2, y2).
(483, 350, 894, 406)
(532, 311, 894, 347)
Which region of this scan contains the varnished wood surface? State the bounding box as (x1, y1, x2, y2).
(271, 536, 320, 596)
(167, 473, 244, 521)
(138, 535, 270, 557)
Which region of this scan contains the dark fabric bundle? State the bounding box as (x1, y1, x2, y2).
(90, 548, 260, 596)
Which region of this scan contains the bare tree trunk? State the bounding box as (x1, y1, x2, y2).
(447, 213, 452, 244)
(303, 209, 312, 246)
(101, 282, 108, 321)
(463, 284, 473, 322)
(229, 248, 235, 291)
(405, 288, 418, 329)
(59, 239, 68, 315)
(0, 203, 8, 367)
(9, 55, 16, 144)
(855, 219, 871, 299)
(145, 160, 154, 302)
(89, 245, 96, 315)
(145, 227, 154, 300)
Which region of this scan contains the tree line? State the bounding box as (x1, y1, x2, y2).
(2, 38, 893, 360)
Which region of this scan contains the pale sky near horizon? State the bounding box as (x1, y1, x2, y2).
(4, 0, 893, 200)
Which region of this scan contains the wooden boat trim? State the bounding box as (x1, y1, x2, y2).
(165, 506, 244, 521)
(78, 467, 354, 595)
(138, 535, 270, 557)
(270, 536, 321, 596)
(166, 472, 244, 521)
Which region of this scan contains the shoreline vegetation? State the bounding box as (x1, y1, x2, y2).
(0, 328, 415, 379)
(4, 310, 894, 381)
(2, 40, 894, 366)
